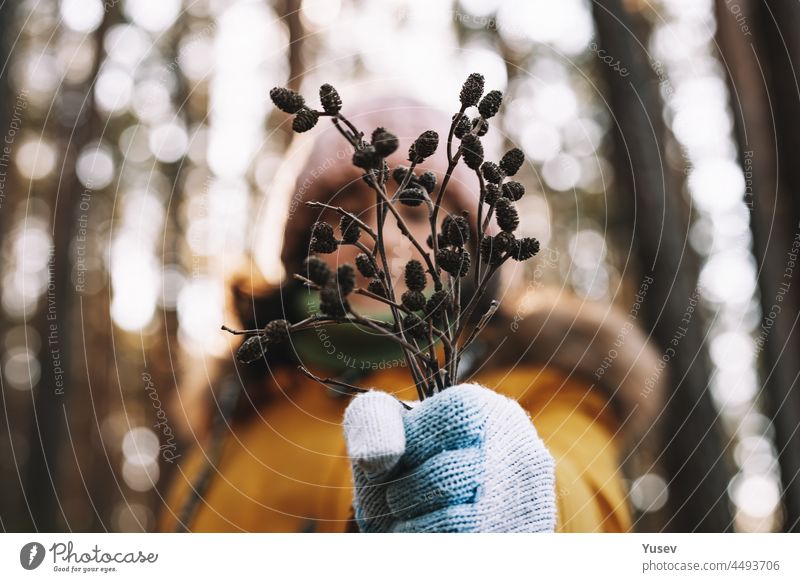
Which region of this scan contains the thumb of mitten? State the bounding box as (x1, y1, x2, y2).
(344, 391, 407, 481)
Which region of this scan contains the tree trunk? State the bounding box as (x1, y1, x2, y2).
(715, 0, 800, 531)
(593, 0, 734, 532)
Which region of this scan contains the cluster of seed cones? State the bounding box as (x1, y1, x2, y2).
(228, 73, 541, 399)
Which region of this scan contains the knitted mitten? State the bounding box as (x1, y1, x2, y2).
(343, 383, 556, 532)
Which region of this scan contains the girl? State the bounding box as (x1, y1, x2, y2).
(159, 96, 662, 533)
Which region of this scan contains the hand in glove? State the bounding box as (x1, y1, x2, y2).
(343, 383, 556, 532)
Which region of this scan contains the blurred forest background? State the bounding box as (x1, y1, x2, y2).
(1, 0, 800, 533)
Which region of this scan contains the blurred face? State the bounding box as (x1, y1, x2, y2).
(287, 106, 482, 314)
(318, 178, 438, 311)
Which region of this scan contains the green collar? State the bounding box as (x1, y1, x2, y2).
(290, 291, 406, 376)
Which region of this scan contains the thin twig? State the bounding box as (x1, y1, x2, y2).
(221, 325, 259, 336)
(396, 160, 418, 193)
(298, 365, 415, 411)
(297, 365, 366, 393)
(371, 181, 429, 398)
(351, 240, 378, 262)
(474, 169, 487, 286)
(330, 116, 361, 147)
(349, 311, 436, 367)
(293, 273, 320, 289)
(452, 275, 462, 381)
(424, 325, 445, 395)
(454, 258, 508, 343)
(460, 299, 499, 352)
(305, 201, 377, 241)
(447, 107, 466, 163)
(482, 200, 497, 233)
(335, 112, 363, 142)
(363, 171, 433, 397)
(354, 287, 410, 313)
(299, 366, 414, 410)
(221, 315, 333, 337)
(430, 153, 461, 274)
(373, 175, 441, 288)
(376, 172, 429, 396)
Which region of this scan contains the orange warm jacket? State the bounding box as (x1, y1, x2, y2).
(159, 363, 632, 533)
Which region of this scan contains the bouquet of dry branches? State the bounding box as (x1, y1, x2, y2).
(224, 73, 539, 400)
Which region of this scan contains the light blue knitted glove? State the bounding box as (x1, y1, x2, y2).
(343, 383, 557, 532)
